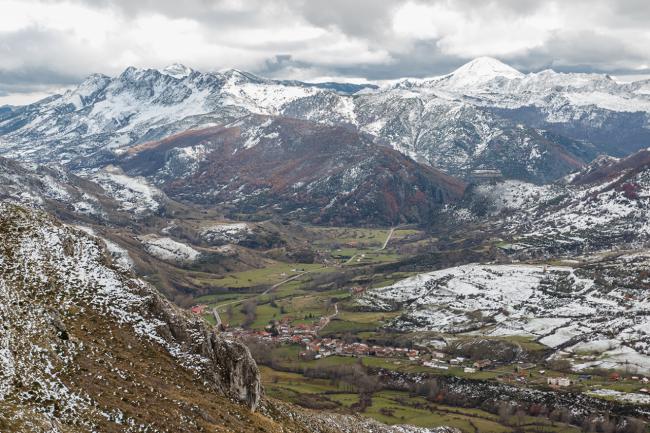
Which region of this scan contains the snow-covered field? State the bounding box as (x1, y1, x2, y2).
(359, 258, 650, 372)
(200, 222, 252, 245)
(140, 235, 201, 264)
(587, 389, 650, 405)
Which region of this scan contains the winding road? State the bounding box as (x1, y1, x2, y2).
(316, 303, 338, 332)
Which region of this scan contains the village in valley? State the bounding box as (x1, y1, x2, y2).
(190, 298, 650, 397)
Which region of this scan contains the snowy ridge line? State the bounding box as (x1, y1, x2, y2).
(2, 57, 649, 186)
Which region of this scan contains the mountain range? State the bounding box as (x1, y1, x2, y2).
(2, 57, 650, 179)
(1, 57, 649, 225)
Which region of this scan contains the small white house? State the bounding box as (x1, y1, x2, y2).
(464, 367, 477, 373)
(423, 361, 449, 370)
(547, 377, 571, 387)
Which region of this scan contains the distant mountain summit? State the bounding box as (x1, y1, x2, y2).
(440, 56, 524, 88)
(159, 63, 194, 79)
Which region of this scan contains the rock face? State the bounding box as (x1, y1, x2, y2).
(0, 203, 261, 431)
(135, 287, 262, 410)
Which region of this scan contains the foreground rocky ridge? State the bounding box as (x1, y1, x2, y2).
(0, 202, 262, 430)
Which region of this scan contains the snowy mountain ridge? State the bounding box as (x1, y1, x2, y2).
(1, 57, 649, 184)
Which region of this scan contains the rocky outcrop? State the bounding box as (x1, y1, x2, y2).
(134, 284, 262, 410)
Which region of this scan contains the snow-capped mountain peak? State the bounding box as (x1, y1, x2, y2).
(451, 56, 523, 79)
(442, 56, 524, 89)
(159, 63, 194, 79)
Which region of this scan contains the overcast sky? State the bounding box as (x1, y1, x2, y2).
(1, 0, 650, 104)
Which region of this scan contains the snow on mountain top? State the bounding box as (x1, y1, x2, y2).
(159, 63, 194, 79)
(450, 56, 524, 80)
(433, 56, 524, 90)
(220, 68, 267, 85)
(381, 58, 650, 114)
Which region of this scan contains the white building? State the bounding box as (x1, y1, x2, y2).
(547, 377, 571, 387)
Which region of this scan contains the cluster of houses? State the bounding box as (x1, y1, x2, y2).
(220, 316, 650, 396)
(218, 316, 506, 374)
(220, 318, 321, 344)
(422, 355, 494, 373)
(545, 373, 650, 388)
(217, 315, 429, 361)
(300, 339, 421, 360)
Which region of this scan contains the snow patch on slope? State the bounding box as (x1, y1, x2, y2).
(141, 235, 201, 264)
(91, 166, 164, 215)
(200, 222, 252, 244)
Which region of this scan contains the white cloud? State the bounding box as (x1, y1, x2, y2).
(393, 1, 562, 58)
(1, 0, 650, 105)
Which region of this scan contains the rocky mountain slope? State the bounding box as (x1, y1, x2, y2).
(452, 147, 650, 256)
(515, 149, 649, 255)
(0, 156, 171, 224)
(389, 57, 650, 157)
(0, 202, 261, 431)
(1, 58, 649, 184)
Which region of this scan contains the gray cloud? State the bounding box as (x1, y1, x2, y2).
(258, 40, 464, 80)
(2, 0, 650, 104)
